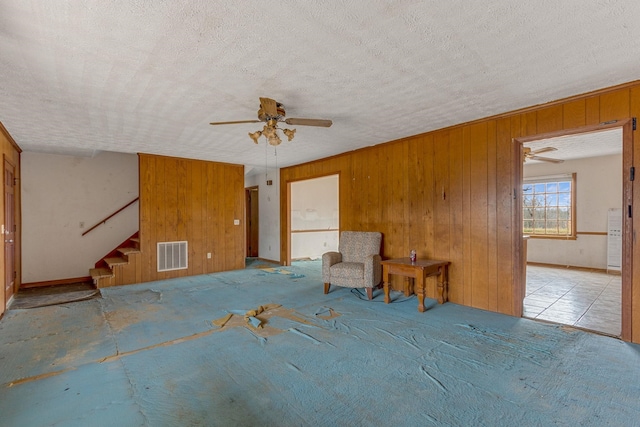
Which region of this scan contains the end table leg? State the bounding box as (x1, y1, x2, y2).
(416, 274, 426, 312)
(436, 282, 444, 304)
(436, 265, 448, 304)
(383, 267, 390, 304)
(403, 277, 413, 296)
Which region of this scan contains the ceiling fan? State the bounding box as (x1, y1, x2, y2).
(523, 146, 564, 163)
(209, 97, 332, 146)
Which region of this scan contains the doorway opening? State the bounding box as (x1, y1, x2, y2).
(515, 122, 633, 339)
(287, 174, 339, 264)
(245, 186, 259, 258)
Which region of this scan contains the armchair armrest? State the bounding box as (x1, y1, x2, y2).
(322, 251, 342, 282)
(364, 254, 382, 288)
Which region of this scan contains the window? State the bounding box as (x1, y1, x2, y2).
(523, 173, 576, 238)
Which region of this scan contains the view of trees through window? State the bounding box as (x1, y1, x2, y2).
(523, 176, 573, 236)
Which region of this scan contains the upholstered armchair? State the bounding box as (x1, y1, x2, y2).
(322, 231, 382, 300)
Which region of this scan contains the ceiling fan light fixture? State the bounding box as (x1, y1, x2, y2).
(248, 130, 262, 144)
(283, 128, 296, 141)
(249, 120, 294, 146)
(268, 134, 282, 146)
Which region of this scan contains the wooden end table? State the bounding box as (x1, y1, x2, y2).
(381, 258, 450, 312)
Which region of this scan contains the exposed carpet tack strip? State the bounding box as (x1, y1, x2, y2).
(6, 368, 75, 387)
(419, 365, 448, 393)
(99, 328, 220, 363)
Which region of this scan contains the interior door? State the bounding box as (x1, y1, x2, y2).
(4, 158, 16, 306)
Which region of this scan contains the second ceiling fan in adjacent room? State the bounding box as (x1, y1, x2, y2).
(523, 146, 564, 163)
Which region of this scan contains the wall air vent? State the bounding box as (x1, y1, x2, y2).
(157, 241, 188, 272)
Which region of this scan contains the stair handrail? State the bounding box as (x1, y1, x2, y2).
(82, 197, 139, 237)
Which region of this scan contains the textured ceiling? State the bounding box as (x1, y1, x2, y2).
(1, 1, 640, 175)
(525, 128, 622, 164)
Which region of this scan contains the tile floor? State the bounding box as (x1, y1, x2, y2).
(523, 265, 621, 337)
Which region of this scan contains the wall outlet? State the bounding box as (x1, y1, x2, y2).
(207, 252, 212, 259)
(234, 219, 240, 225)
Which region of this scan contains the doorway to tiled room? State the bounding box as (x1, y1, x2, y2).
(520, 126, 625, 337)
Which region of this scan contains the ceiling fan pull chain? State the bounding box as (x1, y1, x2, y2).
(275, 146, 278, 191)
(265, 139, 269, 182)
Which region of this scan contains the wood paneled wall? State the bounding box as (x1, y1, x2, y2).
(0, 122, 21, 318)
(280, 80, 640, 343)
(139, 154, 245, 282)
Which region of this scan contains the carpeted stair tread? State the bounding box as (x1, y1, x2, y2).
(117, 247, 140, 256)
(104, 257, 128, 267)
(90, 267, 114, 279)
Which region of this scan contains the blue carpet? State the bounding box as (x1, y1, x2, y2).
(1, 260, 639, 426)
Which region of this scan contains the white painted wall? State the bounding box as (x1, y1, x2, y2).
(524, 154, 622, 269)
(290, 174, 339, 260)
(244, 168, 280, 262)
(21, 151, 139, 283)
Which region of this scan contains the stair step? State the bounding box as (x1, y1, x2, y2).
(104, 257, 128, 267)
(117, 247, 141, 256)
(129, 237, 140, 250)
(90, 267, 113, 279)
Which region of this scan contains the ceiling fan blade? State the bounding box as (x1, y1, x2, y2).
(530, 146, 557, 155)
(259, 97, 278, 117)
(285, 118, 333, 127)
(530, 155, 564, 163)
(209, 120, 262, 126)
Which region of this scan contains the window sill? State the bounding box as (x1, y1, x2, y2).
(527, 235, 577, 240)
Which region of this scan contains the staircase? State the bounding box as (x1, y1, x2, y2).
(90, 233, 141, 288)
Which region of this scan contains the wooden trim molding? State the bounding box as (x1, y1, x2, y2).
(526, 262, 611, 274)
(576, 231, 608, 236)
(291, 228, 339, 233)
(0, 121, 22, 153)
